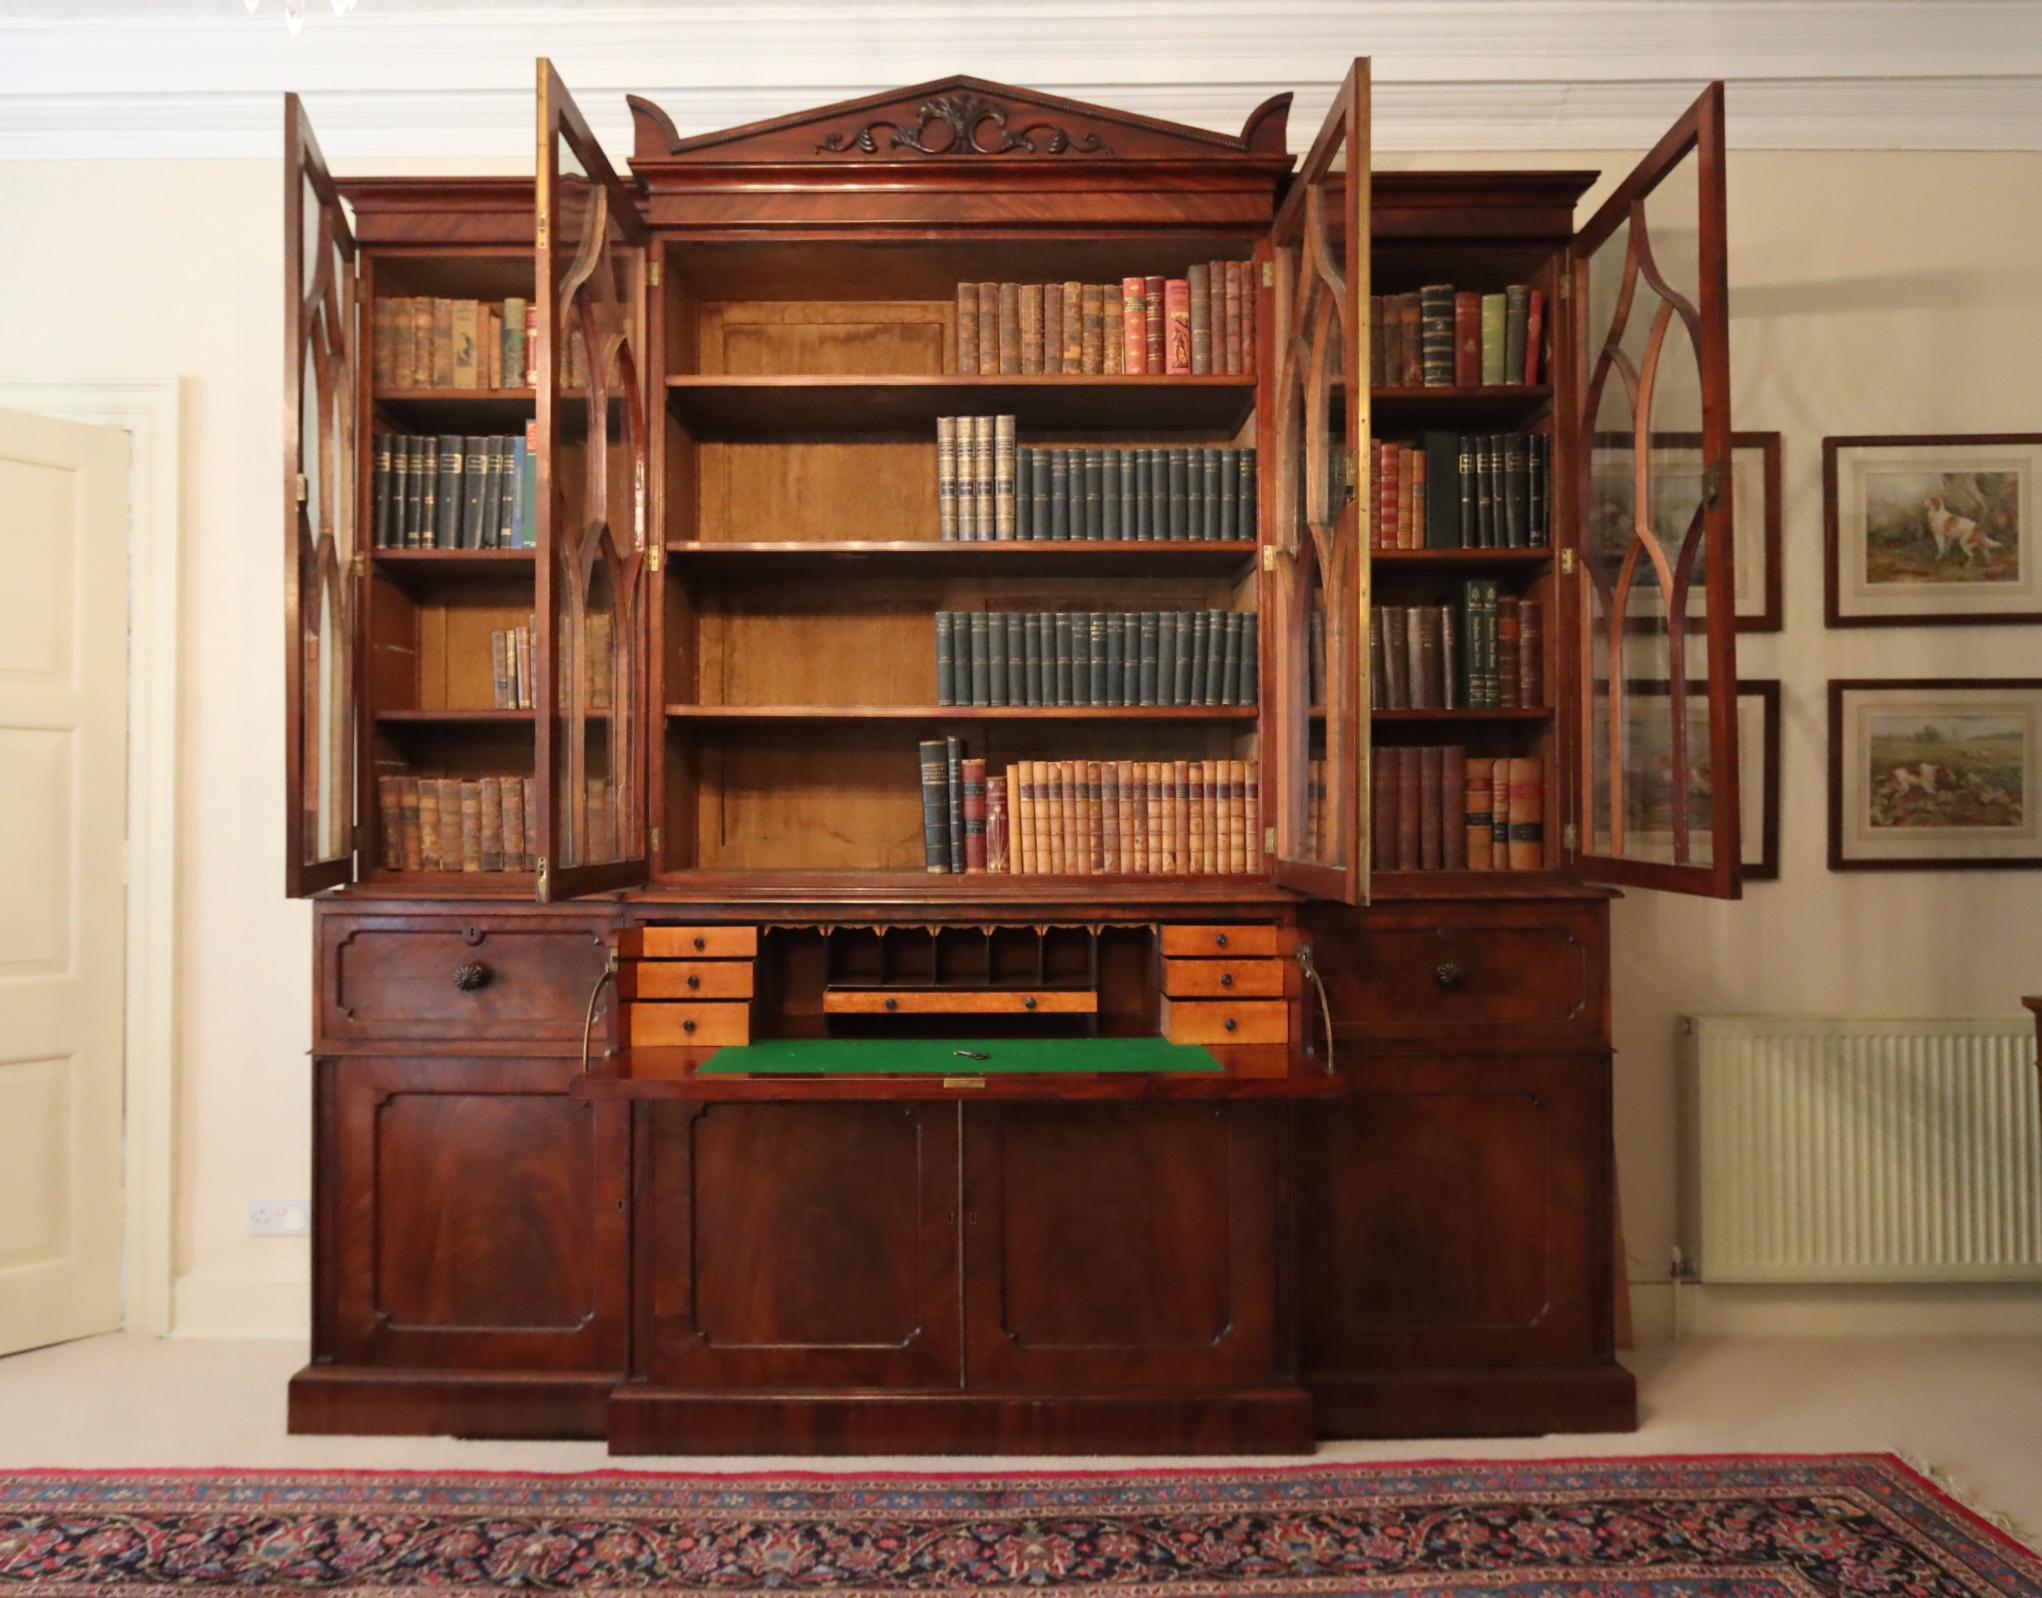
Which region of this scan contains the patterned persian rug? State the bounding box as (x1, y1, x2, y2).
(0, 1453, 2036, 1595)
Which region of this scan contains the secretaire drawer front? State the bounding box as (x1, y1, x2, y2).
(1306, 912, 1605, 1042)
(1159, 924, 1281, 959)
(321, 916, 612, 1047)
(1162, 958, 1285, 999)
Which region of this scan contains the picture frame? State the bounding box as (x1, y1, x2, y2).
(1828, 678, 2042, 871)
(1591, 679, 1778, 878)
(1824, 434, 2040, 626)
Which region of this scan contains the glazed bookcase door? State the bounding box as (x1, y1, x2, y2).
(1573, 82, 1740, 898)
(534, 59, 652, 901)
(1267, 59, 1370, 905)
(284, 95, 361, 896)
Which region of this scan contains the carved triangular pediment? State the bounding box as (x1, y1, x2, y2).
(630, 77, 1290, 165)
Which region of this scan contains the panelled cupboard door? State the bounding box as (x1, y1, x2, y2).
(534, 59, 652, 902)
(1267, 59, 1370, 905)
(284, 94, 361, 896)
(1572, 83, 1740, 897)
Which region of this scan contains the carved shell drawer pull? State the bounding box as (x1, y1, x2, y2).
(453, 961, 491, 992)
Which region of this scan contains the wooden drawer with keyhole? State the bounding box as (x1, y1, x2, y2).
(1159, 997, 1289, 1045)
(1161, 959, 1285, 999)
(621, 962, 756, 1001)
(1159, 924, 1281, 959)
(627, 1002, 752, 1048)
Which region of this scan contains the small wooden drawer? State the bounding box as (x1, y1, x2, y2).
(1159, 923, 1280, 959)
(1160, 997, 1289, 1045)
(823, 989, 1098, 1016)
(623, 962, 756, 1001)
(1161, 958, 1284, 999)
(627, 1002, 752, 1047)
(625, 926, 759, 960)
(320, 914, 611, 1048)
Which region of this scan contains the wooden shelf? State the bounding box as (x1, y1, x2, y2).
(664, 375, 1256, 439)
(667, 704, 1254, 722)
(662, 539, 1258, 578)
(1372, 547, 1552, 567)
(373, 388, 534, 428)
(370, 548, 535, 584)
(374, 708, 535, 725)
(643, 868, 1290, 908)
(1369, 384, 1551, 424)
(1371, 707, 1552, 722)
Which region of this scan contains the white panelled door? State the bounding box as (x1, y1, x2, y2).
(0, 407, 128, 1354)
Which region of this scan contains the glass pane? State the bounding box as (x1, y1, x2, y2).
(546, 120, 645, 873)
(295, 173, 355, 871)
(1581, 143, 1717, 867)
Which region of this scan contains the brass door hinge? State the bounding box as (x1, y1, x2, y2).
(351, 553, 365, 581)
(1562, 821, 1578, 855)
(1558, 272, 1573, 301)
(294, 472, 308, 504)
(649, 824, 662, 856)
(1264, 825, 1276, 854)
(1261, 544, 1276, 571)
(647, 256, 662, 289)
(647, 543, 663, 574)
(1346, 454, 1359, 501)
(535, 855, 551, 901)
(1559, 547, 1577, 575)
(1261, 260, 1274, 289)
(1701, 461, 1727, 509)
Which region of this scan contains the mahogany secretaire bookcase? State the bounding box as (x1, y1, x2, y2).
(283, 59, 1743, 1453)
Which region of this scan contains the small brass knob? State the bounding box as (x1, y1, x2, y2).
(1023, 996, 1038, 1011)
(682, 1018, 697, 1035)
(686, 974, 700, 990)
(1224, 1016, 1238, 1033)
(1435, 961, 1465, 991)
(884, 997, 898, 1012)
(1215, 933, 1230, 949)
(1219, 972, 1234, 989)
(693, 935, 706, 952)
(452, 961, 490, 992)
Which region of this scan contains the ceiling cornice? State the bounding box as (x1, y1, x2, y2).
(2, 1, 2038, 160)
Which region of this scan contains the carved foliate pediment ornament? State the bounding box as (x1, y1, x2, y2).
(815, 88, 1110, 157)
(629, 76, 1291, 166)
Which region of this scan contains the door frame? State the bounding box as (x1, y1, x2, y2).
(0, 379, 183, 1339)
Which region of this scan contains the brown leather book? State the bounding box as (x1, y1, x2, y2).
(1410, 604, 1436, 711)
(1442, 745, 1468, 870)
(458, 779, 483, 872)
(1490, 760, 1510, 857)
(1497, 596, 1522, 708)
(399, 778, 424, 871)
(1079, 283, 1104, 374)
(1418, 745, 1444, 869)
(501, 773, 526, 870)
(1120, 276, 1147, 375)
(418, 777, 443, 871)
(521, 777, 537, 870)
(1244, 758, 1261, 869)
(371, 299, 395, 389)
(1164, 279, 1191, 374)
(1395, 745, 1422, 869)
(429, 298, 455, 386)
(1240, 257, 1257, 375)
(955, 283, 977, 374)
(1518, 598, 1544, 708)
(1223, 260, 1244, 374)
(1462, 755, 1494, 869)
(998, 282, 1022, 375)
(376, 776, 402, 870)
(1009, 761, 1030, 874)
(1060, 281, 1084, 370)
(1043, 760, 1063, 875)
(1369, 616, 1387, 709)
(479, 776, 503, 871)
(409, 298, 434, 387)
(1170, 758, 1191, 872)
(1454, 291, 1482, 386)
(1371, 745, 1398, 870)
(1102, 284, 1124, 375)
(1231, 757, 1250, 872)
(1401, 292, 1426, 386)
(1040, 284, 1063, 376)
(1188, 761, 1207, 873)
(1087, 759, 1106, 873)
(1187, 263, 1211, 374)
(1118, 760, 1138, 873)
(976, 282, 999, 374)
(1144, 274, 1166, 374)
(1101, 761, 1121, 873)
(1508, 755, 1544, 870)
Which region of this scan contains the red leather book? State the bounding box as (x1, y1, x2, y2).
(1453, 291, 1482, 386)
(1518, 598, 1544, 708)
(1369, 441, 1385, 550)
(1524, 289, 1546, 384)
(1398, 292, 1424, 386)
(1490, 759, 1511, 857)
(1442, 745, 1468, 870)
(1507, 755, 1544, 871)
(1418, 744, 1444, 869)
(1144, 274, 1166, 375)
(1102, 282, 1124, 375)
(961, 756, 988, 871)
(1380, 442, 1401, 550)
(1164, 279, 1192, 374)
(1395, 744, 1422, 869)
(1121, 276, 1148, 375)
(985, 774, 1010, 872)
(1496, 596, 1521, 708)
(1463, 755, 1493, 871)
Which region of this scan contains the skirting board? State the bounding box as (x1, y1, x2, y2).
(1629, 1280, 2042, 1341)
(170, 1273, 309, 1341)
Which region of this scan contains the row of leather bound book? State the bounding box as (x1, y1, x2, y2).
(371, 295, 532, 391)
(935, 415, 1257, 543)
(952, 264, 1254, 377)
(1372, 284, 1545, 388)
(371, 427, 537, 550)
(1372, 750, 1545, 872)
(935, 610, 1257, 709)
(1373, 589, 1542, 712)
(1372, 433, 1549, 550)
(376, 774, 535, 873)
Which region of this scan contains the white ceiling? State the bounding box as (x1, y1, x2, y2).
(2, 0, 2038, 160)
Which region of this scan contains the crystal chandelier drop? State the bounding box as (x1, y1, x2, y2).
(245, 0, 357, 35)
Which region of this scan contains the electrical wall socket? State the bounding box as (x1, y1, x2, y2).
(247, 1198, 311, 1237)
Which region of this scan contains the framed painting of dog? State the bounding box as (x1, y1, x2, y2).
(1825, 434, 2041, 626)
(1829, 678, 2042, 870)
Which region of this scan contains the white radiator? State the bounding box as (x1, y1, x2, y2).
(1677, 1017, 2042, 1283)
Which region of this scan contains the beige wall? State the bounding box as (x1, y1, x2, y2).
(0, 148, 2035, 1337)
